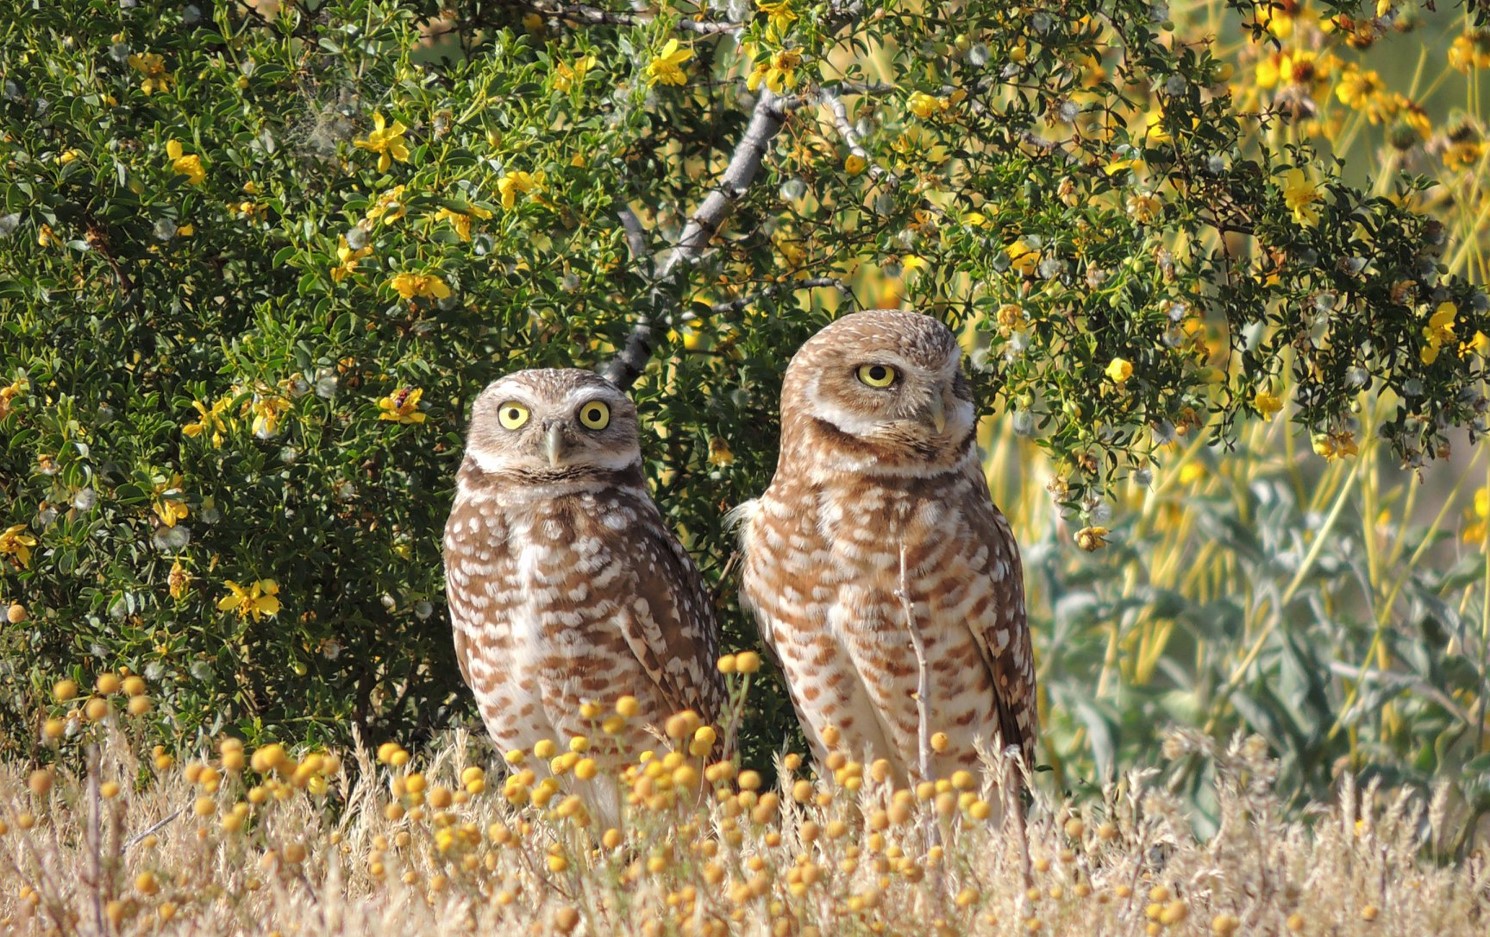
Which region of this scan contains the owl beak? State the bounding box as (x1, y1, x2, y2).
(544, 422, 568, 466)
(925, 392, 948, 434)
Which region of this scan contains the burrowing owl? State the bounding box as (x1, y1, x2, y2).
(443, 369, 725, 806)
(734, 311, 1036, 787)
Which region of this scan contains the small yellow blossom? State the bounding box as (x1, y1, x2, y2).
(1254, 389, 1283, 416)
(153, 494, 188, 528)
(37, 224, 57, 248)
(128, 52, 173, 95)
(1464, 488, 1490, 544)
(378, 387, 427, 425)
(184, 396, 233, 448)
(0, 524, 38, 569)
(218, 580, 281, 621)
(995, 303, 1028, 337)
(1281, 169, 1321, 226)
(331, 236, 372, 284)
(250, 395, 292, 439)
(844, 153, 867, 175)
(168, 559, 192, 601)
(1005, 240, 1039, 276)
(388, 272, 452, 301)
(496, 170, 545, 211)
(756, 0, 797, 33)
(1075, 526, 1109, 552)
(354, 112, 411, 173)
(1143, 109, 1170, 144)
(1126, 191, 1161, 224)
(553, 55, 596, 92)
(1460, 329, 1490, 358)
(1420, 302, 1457, 364)
(1312, 430, 1358, 461)
(1449, 31, 1490, 72)
(748, 49, 802, 93)
(1335, 65, 1386, 114)
(365, 185, 409, 226)
(0, 375, 28, 420)
(434, 205, 492, 242)
(1105, 357, 1134, 384)
(165, 141, 205, 185)
(708, 437, 735, 466)
(645, 39, 694, 87)
(907, 91, 946, 119)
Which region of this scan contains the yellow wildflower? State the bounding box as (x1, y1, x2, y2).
(1005, 240, 1039, 276)
(1105, 357, 1133, 384)
(1420, 301, 1456, 364)
(378, 387, 427, 425)
(0, 524, 38, 569)
(153, 495, 188, 528)
(183, 396, 233, 448)
(1464, 488, 1490, 545)
(168, 559, 192, 601)
(354, 112, 411, 173)
(553, 55, 597, 92)
(1312, 431, 1358, 461)
(907, 92, 945, 119)
(1143, 109, 1170, 144)
(250, 395, 292, 439)
(756, 0, 797, 33)
(747, 49, 802, 94)
(1281, 169, 1321, 226)
(1254, 389, 1283, 416)
(1448, 31, 1490, 72)
(165, 141, 205, 185)
(434, 205, 492, 242)
(844, 153, 867, 175)
(496, 171, 545, 210)
(708, 437, 735, 467)
(388, 272, 452, 301)
(995, 303, 1028, 337)
(1075, 526, 1109, 552)
(331, 236, 372, 283)
(1126, 191, 1161, 224)
(365, 185, 409, 226)
(0, 375, 28, 420)
(1335, 65, 1385, 113)
(1460, 329, 1489, 358)
(218, 580, 281, 622)
(128, 52, 173, 95)
(645, 39, 693, 87)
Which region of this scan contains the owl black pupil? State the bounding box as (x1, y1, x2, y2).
(506, 409, 519, 420)
(586, 408, 600, 421)
(869, 366, 887, 381)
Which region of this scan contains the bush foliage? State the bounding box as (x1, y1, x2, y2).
(1, 0, 1488, 817)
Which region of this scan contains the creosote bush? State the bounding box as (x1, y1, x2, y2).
(2, 0, 1489, 811)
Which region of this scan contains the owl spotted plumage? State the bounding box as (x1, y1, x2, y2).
(735, 310, 1036, 787)
(443, 369, 725, 816)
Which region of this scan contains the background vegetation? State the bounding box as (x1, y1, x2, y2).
(2, 0, 1490, 852)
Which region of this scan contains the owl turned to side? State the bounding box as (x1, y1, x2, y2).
(443, 368, 725, 815)
(734, 310, 1037, 789)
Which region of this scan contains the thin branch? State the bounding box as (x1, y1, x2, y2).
(125, 802, 191, 851)
(602, 89, 798, 389)
(528, 1, 743, 35)
(711, 277, 847, 315)
(617, 206, 652, 272)
(821, 90, 898, 186)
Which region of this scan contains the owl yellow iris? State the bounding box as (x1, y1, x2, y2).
(578, 400, 611, 430)
(498, 402, 530, 429)
(856, 363, 898, 388)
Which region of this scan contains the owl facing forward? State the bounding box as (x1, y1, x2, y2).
(735, 311, 1036, 788)
(443, 369, 725, 813)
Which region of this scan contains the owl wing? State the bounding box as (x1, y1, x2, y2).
(960, 473, 1038, 769)
(443, 486, 509, 693)
(614, 494, 727, 724)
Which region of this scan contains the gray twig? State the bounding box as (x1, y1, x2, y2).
(125, 803, 191, 851)
(822, 90, 898, 186)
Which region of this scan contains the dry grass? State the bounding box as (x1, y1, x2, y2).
(2, 695, 1487, 937)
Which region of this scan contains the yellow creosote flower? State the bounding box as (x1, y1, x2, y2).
(184, 396, 233, 448)
(907, 91, 945, 120)
(496, 171, 545, 210)
(1464, 489, 1490, 544)
(378, 387, 427, 425)
(1254, 389, 1283, 416)
(0, 375, 28, 420)
(1075, 526, 1109, 552)
(1281, 169, 1321, 227)
(747, 49, 802, 94)
(128, 52, 173, 95)
(153, 494, 188, 528)
(218, 579, 281, 621)
(0, 524, 38, 569)
(168, 559, 192, 600)
(354, 112, 411, 173)
(552, 54, 596, 92)
(1105, 357, 1133, 384)
(365, 185, 409, 226)
(756, 0, 797, 33)
(250, 394, 292, 439)
(388, 272, 452, 301)
(645, 39, 693, 87)
(844, 153, 867, 175)
(1420, 302, 1456, 364)
(1005, 240, 1039, 276)
(1459, 329, 1490, 358)
(434, 205, 493, 242)
(165, 141, 205, 185)
(1312, 430, 1358, 461)
(331, 236, 372, 283)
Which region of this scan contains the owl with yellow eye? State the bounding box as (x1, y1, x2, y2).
(443, 368, 725, 822)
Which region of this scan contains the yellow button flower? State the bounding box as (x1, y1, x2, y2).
(354, 112, 411, 173)
(166, 141, 205, 185)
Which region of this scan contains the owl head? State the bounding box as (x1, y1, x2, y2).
(780, 310, 975, 473)
(462, 369, 641, 479)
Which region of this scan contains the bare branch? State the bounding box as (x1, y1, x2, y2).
(528, 2, 743, 36)
(617, 206, 652, 272)
(602, 89, 797, 389)
(821, 90, 898, 187)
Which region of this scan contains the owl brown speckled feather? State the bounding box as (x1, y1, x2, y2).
(443, 369, 725, 817)
(733, 311, 1036, 787)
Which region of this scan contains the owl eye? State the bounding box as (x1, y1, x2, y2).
(856, 363, 898, 388)
(497, 402, 530, 430)
(578, 400, 611, 430)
